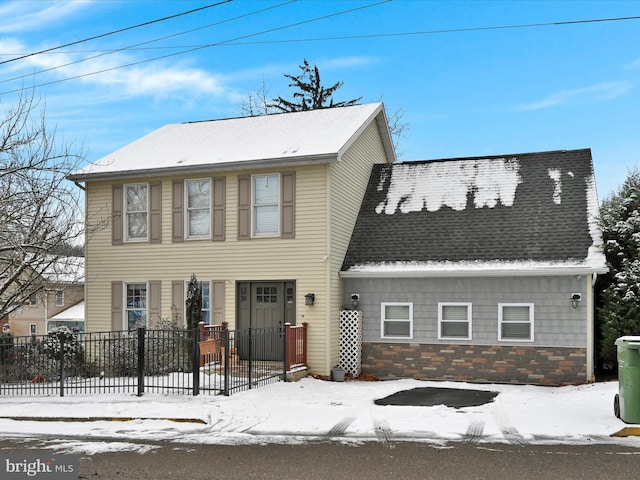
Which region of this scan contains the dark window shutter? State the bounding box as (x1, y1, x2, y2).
(212, 280, 225, 324)
(172, 180, 184, 242)
(238, 175, 251, 240)
(149, 280, 161, 326)
(112, 185, 123, 245)
(281, 172, 295, 239)
(171, 281, 185, 326)
(111, 282, 123, 330)
(212, 176, 226, 241)
(150, 182, 162, 244)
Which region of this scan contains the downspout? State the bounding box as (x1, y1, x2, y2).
(587, 273, 599, 382)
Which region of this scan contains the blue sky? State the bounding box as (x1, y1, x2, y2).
(0, 0, 638, 198)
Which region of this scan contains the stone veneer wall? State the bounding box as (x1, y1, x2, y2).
(362, 342, 588, 386)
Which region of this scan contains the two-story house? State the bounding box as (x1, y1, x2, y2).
(68, 103, 395, 377)
(5, 257, 84, 336)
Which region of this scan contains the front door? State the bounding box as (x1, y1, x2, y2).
(237, 281, 295, 360)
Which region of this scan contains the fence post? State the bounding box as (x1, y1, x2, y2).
(137, 327, 145, 397)
(247, 327, 253, 390)
(58, 332, 65, 397)
(192, 326, 200, 396)
(223, 329, 230, 396)
(302, 322, 308, 367)
(283, 323, 290, 381)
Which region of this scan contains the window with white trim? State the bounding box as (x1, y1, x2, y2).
(381, 302, 413, 339)
(438, 302, 472, 340)
(200, 281, 211, 325)
(29, 323, 37, 335)
(125, 282, 147, 329)
(55, 290, 64, 307)
(499, 303, 534, 341)
(186, 179, 211, 239)
(125, 184, 148, 241)
(252, 174, 279, 237)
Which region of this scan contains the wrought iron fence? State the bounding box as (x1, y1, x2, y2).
(0, 325, 290, 397)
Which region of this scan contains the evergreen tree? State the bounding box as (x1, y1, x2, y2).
(597, 168, 640, 364)
(185, 274, 202, 330)
(267, 59, 361, 113)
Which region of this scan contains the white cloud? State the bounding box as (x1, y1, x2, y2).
(0, 1, 92, 33)
(519, 81, 633, 111)
(321, 56, 379, 70)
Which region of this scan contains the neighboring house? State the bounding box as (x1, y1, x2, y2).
(6, 257, 84, 336)
(47, 301, 85, 333)
(68, 103, 395, 376)
(340, 149, 608, 386)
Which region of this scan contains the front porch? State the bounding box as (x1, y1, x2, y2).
(198, 321, 308, 381)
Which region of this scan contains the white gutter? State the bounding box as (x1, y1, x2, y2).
(340, 265, 609, 278)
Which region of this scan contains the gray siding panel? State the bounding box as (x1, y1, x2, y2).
(344, 276, 587, 348)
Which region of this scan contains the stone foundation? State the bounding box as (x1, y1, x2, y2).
(362, 342, 588, 386)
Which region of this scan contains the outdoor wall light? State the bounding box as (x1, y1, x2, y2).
(571, 293, 582, 309)
(305, 293, 315, 306)
(351, 293, 360, 309)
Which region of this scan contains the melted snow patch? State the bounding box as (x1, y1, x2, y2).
(376, 158, 522, 215)
(548, 168, 562, 204)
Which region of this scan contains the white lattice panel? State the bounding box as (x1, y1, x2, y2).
(339, 310, 362, 376)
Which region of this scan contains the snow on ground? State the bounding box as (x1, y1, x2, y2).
(0, 378, 638, 455)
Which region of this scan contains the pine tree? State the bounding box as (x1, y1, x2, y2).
(597, 168, 640, 364)
(267, 59, 361, 113)
(185, 274, 202, 330)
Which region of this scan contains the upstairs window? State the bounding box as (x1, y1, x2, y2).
(186, 179, 211, 239)
(55, 290, 64, 307)
(381, 302, 413, 339)
(499, 303, 534, 342)
(438, 303, 472, 340)
(253, 174, 280, 237)
(125, 184, 148, 241)
(28, 292, 38, 306)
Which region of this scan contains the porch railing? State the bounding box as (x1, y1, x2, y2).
(285, 322, 308, 371)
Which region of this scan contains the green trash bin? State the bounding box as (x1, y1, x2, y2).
(614, 336, 640, 424)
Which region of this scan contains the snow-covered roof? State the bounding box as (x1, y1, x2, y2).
(341, 149, 608, 277)
(48, 301, 84, 322)
(69, 103, 395, 181)
(41, 256, 85, 284)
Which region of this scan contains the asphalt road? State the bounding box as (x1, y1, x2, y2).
(1, 438, 639, 480)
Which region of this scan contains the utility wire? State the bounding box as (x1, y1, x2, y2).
(0, 0, 233, 66)
(0, 0, 390, 96)
(219, 14, 640, 45)
(0, 0, 298, 86)
(2, 13, 638, 56)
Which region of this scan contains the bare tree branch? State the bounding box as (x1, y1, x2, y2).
(0, 89, 85, 318)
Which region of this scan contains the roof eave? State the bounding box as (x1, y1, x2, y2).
(67, 153, 338, 182)
(336, 104, 396, 164)
(340, 265, 609, 278)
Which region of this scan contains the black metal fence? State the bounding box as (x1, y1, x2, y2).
(0, 326, 287, 397)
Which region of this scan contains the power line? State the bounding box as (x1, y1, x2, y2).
(0, 0, 391, 96)
(0, 0, 298, 86)
(217, 14, 640, 46)
(0, 0, 233, 66)
(2, 12, 638, 57)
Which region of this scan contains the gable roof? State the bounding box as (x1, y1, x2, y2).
(341, 149, 608, 277)
(69, 103, 395, 181)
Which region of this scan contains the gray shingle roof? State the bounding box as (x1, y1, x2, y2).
(341, 149, 605, 274)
